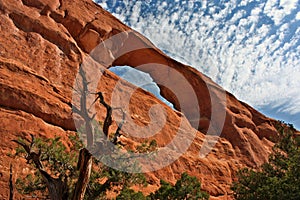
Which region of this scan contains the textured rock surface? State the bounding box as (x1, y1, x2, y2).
(0, 0, 280, 199)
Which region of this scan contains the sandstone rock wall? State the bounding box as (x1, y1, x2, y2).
(0, 0, 279, 199)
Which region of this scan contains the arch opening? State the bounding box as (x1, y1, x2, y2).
(109, 65, 174, 109)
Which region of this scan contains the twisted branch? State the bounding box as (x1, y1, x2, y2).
(12, 135, 68, 200)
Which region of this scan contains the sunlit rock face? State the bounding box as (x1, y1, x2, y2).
(0, 0, 285, 199)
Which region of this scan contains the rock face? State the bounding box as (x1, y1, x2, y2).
(0, 0, 279, 199)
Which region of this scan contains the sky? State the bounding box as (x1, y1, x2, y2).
(95, 0, 300, 129)
(109, 66, 174, 108)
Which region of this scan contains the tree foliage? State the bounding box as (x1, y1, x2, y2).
(232, 123, 300, 200)
(117, 187, 147, 200)
(13, 134, 147, 199)
(13, 135, 79, 199)
(150, 172, 209, 200)
(14, 135, 209, 199)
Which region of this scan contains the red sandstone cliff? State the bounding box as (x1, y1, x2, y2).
(0, 0, 280, 199)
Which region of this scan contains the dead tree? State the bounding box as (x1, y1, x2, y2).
(71, 67, 94, 200)
(13, 66, 126, 200)
(72, 68, 125, 199)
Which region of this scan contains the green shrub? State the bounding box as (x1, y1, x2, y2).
(150, 172, 209, 200)
(232, 123, 300, 200)
(117, 187, 147, 200)
(13, 135, 147, 199)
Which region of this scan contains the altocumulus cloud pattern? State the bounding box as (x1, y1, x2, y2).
(95, 0, 300, 129)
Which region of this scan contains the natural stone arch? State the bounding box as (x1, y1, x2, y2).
(88, 30, 228, 133)
(107, 31, 219, 133)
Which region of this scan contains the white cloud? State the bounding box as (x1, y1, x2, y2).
(279, 0, 298, 14)
(264, 0, 298, 25)
(296, 12, 300, 20)
(97, 2, 107, 9)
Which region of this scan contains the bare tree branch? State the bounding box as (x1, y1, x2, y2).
(9, 164, 13, 200)
(94, 92, 112, 138)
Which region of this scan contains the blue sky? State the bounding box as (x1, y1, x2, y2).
(96, 0, 300, 129)
(109, 66, 174, 108)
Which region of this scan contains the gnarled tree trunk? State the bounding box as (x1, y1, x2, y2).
(72, 148, 92, 200)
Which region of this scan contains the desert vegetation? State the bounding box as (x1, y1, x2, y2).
(232, 122, 300, 200)
(11, 133, 208, 199)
